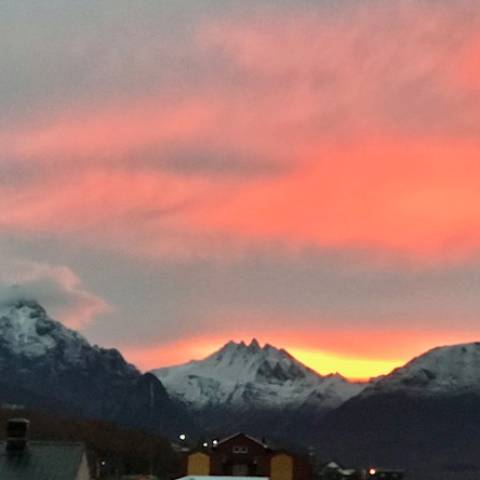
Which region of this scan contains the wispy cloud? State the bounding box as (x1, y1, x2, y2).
(2, 1, 480, 260)
(0, 256, 110, 328)
(2, 0, 480, 375)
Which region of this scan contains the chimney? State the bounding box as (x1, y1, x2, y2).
(6, 418, 30, 452)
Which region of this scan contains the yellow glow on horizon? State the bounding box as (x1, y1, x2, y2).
(289, 347, 403, 380)
(124, 337, 406, 380)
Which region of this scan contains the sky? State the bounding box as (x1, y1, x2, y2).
(2, 0, 480, 379)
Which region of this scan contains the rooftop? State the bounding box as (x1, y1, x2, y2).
(0, 440, 87, 480)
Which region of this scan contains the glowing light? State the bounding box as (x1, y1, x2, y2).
(179, 433, 187, 441)
(288, 348, 401, 380)
(369, 468, 377, 476)
(123, 330, 480, 381)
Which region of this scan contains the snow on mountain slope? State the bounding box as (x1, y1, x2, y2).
(361, 342, 480, 397)
(0, 299, 197, 437)
(0, 299, 138, 375)
(152, 339, 365, 411)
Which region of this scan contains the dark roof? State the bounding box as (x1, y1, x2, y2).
(217, 432, 266, 447)
(0, 441, 87, 480)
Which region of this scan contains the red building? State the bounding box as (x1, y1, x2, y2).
(182, 433, 311, 480)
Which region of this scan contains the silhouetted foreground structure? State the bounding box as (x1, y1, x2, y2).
(318, 461, 405, 480)
(0, 418, 91, 479)
(181, 433, 311, 480)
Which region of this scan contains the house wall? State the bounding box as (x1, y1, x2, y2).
(271, 453, 294, 480)
(181, 434, 312, 480)
(187, 452, 210, 475)
(75, 453, 92, 480)
(292, 455, 312, 480)
(210, 434, 270, 477)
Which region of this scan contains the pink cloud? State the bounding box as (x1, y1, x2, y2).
(2, 1, 480, 262)
(2, 97, 220, 160)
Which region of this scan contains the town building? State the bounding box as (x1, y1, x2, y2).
(317, 462, 405, 480)
(181, 433, 311, 480)
(366, 468, 404, 479)
(0, 418, 91, 480)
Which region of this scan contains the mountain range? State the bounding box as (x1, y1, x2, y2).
(0, 299, 195, 438)
(304, 343, 480, 478)
(1, 300, 480, 478)
(152, 338, 480, 478)
(153, 339, 363, 409)
(152, 339, 364, 437)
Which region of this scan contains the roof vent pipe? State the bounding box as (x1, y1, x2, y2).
(6, 418, 30, 452)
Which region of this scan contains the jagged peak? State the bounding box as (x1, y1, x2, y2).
(0, 299, 88, 356)
(246, 339, 262, 354)
(1, 297, 46, 314)
(152, 338, 365, 412)
(161, 339, 360, 392)
(0, 299, 140, 378)
(213, 339, 282, 360)
(223, 340, 238, 349)
(217, 339, 281, 353)
(185, 338, 331, 385)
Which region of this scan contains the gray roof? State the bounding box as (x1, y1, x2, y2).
(216, 432, 265, 447)
(0, 441, 86, 480)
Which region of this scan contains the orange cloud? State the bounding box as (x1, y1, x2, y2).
(181, 139, 480, 259)
(2, 1, 480, 262)
(4, 0, 480, 384)
(3, 137, 480, 260)
(3, 97, 220, 160)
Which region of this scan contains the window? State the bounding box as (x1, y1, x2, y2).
(232, 446, 249, 454)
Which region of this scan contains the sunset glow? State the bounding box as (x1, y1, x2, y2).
(289, 349, 400, 381)
(126, 341, 403, 381)
(2, 0, 480, 379)
(121, 327, 480, 380)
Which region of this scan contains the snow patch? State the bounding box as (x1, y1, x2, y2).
(151, 339, 365, 411)
(361, 342, 480, 397)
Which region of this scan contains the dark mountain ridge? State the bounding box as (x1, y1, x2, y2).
(0, 299, 195, 439)
(303, 343, 480, 479)
(3, 299, 480, 478)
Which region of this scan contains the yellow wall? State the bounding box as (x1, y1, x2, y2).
(187, 452, 210, 475)
(271, 453, 294, 480)
(75, 453, 91, 480)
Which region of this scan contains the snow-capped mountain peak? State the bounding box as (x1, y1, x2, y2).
(151, 339, 365, 411)
(362, 342, 480, 397)
(195, 338, 318, 384)
(0, 299, 197, 437)
(0, 299, 89, 358)
(0, 298, 138, 376)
